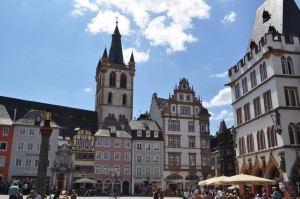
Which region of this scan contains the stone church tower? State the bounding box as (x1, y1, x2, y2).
(95, 21, 135, 127)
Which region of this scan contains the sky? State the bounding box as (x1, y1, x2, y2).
(1, 0, 300, 134)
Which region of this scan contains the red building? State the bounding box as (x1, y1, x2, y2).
(0, 104, 14, 182)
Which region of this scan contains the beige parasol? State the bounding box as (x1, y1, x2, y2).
(224, 174, 276, 185)
(198, 176, 230, 186)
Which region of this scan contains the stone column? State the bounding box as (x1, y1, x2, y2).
(36, 110, 53, 197)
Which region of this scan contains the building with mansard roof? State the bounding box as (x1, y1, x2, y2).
(227, 0, 300, 197)
(149, 78, 211, 195)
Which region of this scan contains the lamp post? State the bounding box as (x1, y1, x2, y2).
(36, 110, 53, 198)
(111, 171, 120, 195)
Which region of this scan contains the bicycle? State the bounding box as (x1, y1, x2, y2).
(108, 193, 119, 199)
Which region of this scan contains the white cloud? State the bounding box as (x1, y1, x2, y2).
(72, 0, 99, 16)
(72, 0, 211, 53)
(123, 48, 150, 63)
(84, 88, 92, 93)
(86, 11, 131, 35)
(202, 87, 231, 107)
(209, 71, 228, 78)
(221, 11, 237, 24)
(210, 109, 233, 121)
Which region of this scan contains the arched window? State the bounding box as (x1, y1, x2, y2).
(282, 56, 294, 75)
(247, 134, 254, 153)
(119, 114, 126, 124)
(235, 83, 240, 99)
(260, 130, 266, 150)
(260, 62, 268, 81)
(242, 77, 248, 94)
(122, 94, 127, 106)
(108, 113, 115, 118)
(267, 126, 278, 148)
(109, 72, 116, 87)
(120, 74, 127, 88)
(108, 92, 113, 104)
(250, 70, 257, 88)
(281, 56, 287, 74)
(239, 137, 246, 155)
(289, 125, 295, 144)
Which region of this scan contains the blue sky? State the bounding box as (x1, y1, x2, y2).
(1, 0, 300, 134)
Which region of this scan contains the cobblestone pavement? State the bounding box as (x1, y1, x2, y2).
(0, 195, 182, 199)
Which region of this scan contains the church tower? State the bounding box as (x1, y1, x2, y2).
(95, 21, 135, 127)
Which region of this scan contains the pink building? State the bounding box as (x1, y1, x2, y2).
(94, 117, 132, 195)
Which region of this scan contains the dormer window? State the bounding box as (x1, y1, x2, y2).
(146, 130, 151, 137)
(109, 126, 116, 134)
(34, 115, 41, 126)
(137, 130, 142, 137)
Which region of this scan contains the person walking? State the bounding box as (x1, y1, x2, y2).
(261, 188, 268, 199)
(153, 186, 159, 199)
(183, 189, 190, 199)
(8, 183, 19, 199)
(271, 187, 280, 199)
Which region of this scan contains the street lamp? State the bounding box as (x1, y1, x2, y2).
(111, 172, 121, 195)
(36, 110, 53, 198)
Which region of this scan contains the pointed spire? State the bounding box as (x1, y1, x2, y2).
(130, 52, 135, 62)
(108, 20, 124, 65)
(218, 120, 228, 134)
(102, 47, 108, 58)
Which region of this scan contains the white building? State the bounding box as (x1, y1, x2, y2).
(150, 78, 211, 195)
(8, 110, 60, 185)
(227, 0, 300, 197)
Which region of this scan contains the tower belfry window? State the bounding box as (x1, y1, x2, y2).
(109, 72, 116, 87)
(120, 74, 127, 88)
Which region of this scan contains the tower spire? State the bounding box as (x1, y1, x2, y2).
(108, 19, 124, 64)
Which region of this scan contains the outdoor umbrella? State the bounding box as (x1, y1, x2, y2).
(224, 174, 276, 185)
(198, 176, 230, 186)
(75, 177, 97, 184)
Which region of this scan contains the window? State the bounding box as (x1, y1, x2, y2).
(235, 83, 240, 99)
(244, 103, 251, 122)
(202, 140, 206, 148)
(16, 158, 22, 167)
(189, 137, 195, 148)
(267, 126, 278, 148)
(180, 106, 190, 115)
(145, 143, 151, 151)
(263, 90, 273, 112)
(120, 74, 127, 88)
(28, 129, 35, 136)
(168, 120, 180, 131)
(137, 155, 142, 163)
(146, 131, 151, 137)
(288, 124, 300, 145)
(2, 128, 9, 136)
(27, 143, 34, 151)
(145, 167, 151, 175)
(202, 157, 207, 166)
(103, 152, 110, 160)
(239, 137, 246, 155)
(281, 56, 294, 75)
(19, 128, 26, 135)
(136, 143, 142, 150)
(125, 140, 131, 148)
(122, 94, 127, 106)
(103, 165, 109, 174)
(137, 130, 142, 137)
(114, 140, 121, 147)
(154, 167, 160, 175)
(154, 131, 159, 138)
(172, 105, 176, 112)
(253, 97, 261, 117)
(246, 134, 254, 153)
(108, 92, 113, 104)
(17, 142, 24, 151)
(124, 165, 130, 175)
(236, 108, 242, 125)
(168, 153, 180, 166)
(96, 139, 102, 147)
(25, 159, 32, 167)
(0, 142, 7, 151)
(186, 95, 191, 101)
(124, 153, 131, 161)
(0, 156, 5, 167)
(36, 143, 40, 151)
(260, 62, 268, 81)
(250, 70, 257, 88)
(95, 152, 102, 160)
(35, 159, 39, 167)
(153, 143, 160, 151)
(188, 121, 195, 132)
(104, 139, 110, 147)
(194, 108, 198, 115)
(284, 87, 299, 107)
(114, 152, 120, 160)
(200, 123, 209, 132)
(109, 72, 116, 87)
(136, 167, 142, 175)
(145, 155, 151, 163)
(95, 165, 101, 174)
(179, 94, 183, 100)
(242, 77, 248, 94)
(168, 136, 180, 147)
(189, 154, 196, 166)
(153, 155, 160, 163)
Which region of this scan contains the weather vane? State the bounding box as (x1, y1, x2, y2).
(116, 16, 119, 24)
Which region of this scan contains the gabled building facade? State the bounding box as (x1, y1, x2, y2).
(8, 110, 60, 184)
(0, 105, 14, 182)
(125, 113, 164, 195)
(227, 0, 300, 197)
(94, 117, 132, 195)
(149, 78, 211, 195)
